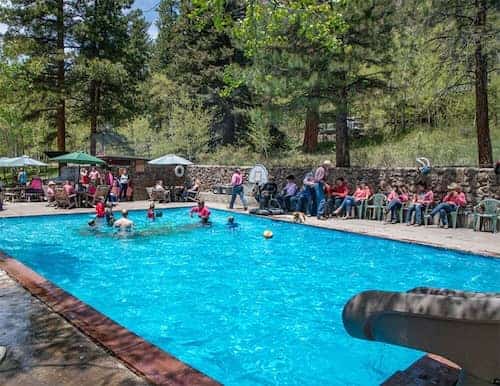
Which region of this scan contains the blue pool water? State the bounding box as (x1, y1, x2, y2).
(1, 208, 499, 385)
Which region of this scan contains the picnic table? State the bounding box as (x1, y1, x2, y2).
(3, 187, 24, 202)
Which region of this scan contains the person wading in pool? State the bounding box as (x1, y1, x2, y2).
(190, 200, 211, 225)
(114, 209, 134, 230)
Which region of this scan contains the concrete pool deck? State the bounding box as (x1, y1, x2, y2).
(0, 269, 151, 386)
(0, 199, 497, 385)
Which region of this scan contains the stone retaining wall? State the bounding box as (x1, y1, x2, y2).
(185, 165, 499, 206)
(128, 164, 499, 205)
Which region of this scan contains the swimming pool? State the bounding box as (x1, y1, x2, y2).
(1, 208, 499, 385)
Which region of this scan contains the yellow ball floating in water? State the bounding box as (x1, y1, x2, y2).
(263, 230, 273, 239)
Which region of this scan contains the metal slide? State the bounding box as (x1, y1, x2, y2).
(342, 287, 500, 386)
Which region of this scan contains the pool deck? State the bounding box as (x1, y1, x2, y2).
(0, 199, 497, 385)
(0, 269, 150, 386)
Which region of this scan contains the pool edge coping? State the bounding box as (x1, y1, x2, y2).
(0, 251, 221, 386)
(213, 206, 500, 259)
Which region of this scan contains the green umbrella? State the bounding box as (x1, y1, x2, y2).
(51, 151, 106, 165)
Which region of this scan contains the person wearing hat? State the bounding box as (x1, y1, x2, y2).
(46, 181, 56, 205)
(429, 182, 467, 228)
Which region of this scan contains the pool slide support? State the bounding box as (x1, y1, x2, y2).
(342, 287, 500, 386)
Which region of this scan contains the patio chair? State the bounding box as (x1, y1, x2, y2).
(185, 188, 200, 202)
(146, 187, 170, 202)
(473, 198, 500, 233)
(54, 188, 76, 209)
(25, 177, 44, 202)
(349, 199, 366, 219)
(364, 193, 387, 221)
(424, 205, 463, 229)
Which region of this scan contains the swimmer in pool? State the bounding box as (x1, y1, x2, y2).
(114, 209, 134, 230)
(147, 202, 156, 220)
(105, 202, 115, 226)
(190, 200, 211, 225)
(226, 216, 238, 229)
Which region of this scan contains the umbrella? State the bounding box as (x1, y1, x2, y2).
(0, 155, 47, 167)
(148, 154, 193, 166)
(51, 151, 106, 165)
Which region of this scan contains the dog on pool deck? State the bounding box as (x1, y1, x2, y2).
(292, 212, 306, 223)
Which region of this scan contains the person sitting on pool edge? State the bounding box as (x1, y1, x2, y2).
(114, 209, 134, 230)
(190, 200, 211, 225)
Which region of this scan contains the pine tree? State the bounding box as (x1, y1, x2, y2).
(0, 0, 80, 151)
(72, 0, 151, 155)
(233, 0, 393, 165)
(155, 0, 249, 145)
(421, 0, 499, 167)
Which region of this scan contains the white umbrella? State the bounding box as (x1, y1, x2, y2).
(0, 155, 47, 167)
(148, 154, 193, 166)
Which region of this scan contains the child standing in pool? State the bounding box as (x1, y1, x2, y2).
(147, 202, 156, 221)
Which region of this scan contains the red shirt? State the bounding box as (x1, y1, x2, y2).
(95, 202, 105, 217)
(191, 206, 211, 218)
(328, 183, 349, 198)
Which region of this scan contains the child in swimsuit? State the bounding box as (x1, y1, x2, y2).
(147, 202, 156, 220)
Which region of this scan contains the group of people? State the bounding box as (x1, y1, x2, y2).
(88, 198, 238, 234)
(151, 178, 200, 202)
(229, 161, 468, 228)
(80, 167, 132, 203)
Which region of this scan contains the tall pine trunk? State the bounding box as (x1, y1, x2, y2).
(302, 105, 320, 153)
(56, 0, 66, 152)
(474, 0, 492, 167)
(336, 81, 350, 167)
(89, 80, 100, 155)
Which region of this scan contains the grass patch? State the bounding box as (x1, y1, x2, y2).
(199, 126, 499, 167)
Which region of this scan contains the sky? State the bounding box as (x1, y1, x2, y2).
(133, 0, 160, 39)
(0, 0, 160, 39)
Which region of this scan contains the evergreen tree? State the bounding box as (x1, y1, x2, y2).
(421, 0, 499, 167)
(72, 0, 150, 155)
(0, 0, 80, 151)
(155, 0, 249, 145)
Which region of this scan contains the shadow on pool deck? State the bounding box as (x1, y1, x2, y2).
(0, 270, 151, 386)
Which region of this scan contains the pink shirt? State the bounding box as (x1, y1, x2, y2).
(47, 187, 55, 197)
(388, 191, 409, 202)
(63, 184, 75, 195)
(105, 173, 114, 185)
(443, 192, 466, 207)
(353, 188, 370, 201)
(414, 190, 434, 204)
(231, 173, 243, 187)
(89, 170, 100, 181)
(314, 166, 326, 182)
(191, 206, 211, 218)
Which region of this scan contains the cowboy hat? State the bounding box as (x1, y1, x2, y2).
(447, 182, 460, 190)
